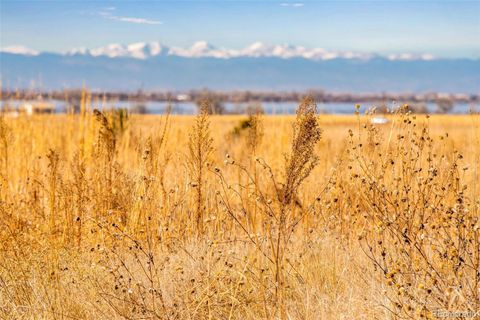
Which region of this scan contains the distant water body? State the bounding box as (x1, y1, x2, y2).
(0, 100, 478, 115)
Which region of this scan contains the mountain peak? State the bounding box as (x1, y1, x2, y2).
(126, 41, 166, 59)
(1, 45, 39, 56)
(169, 41, 225, 58)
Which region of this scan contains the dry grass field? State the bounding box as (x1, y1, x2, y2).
(0, 98, 479, 319)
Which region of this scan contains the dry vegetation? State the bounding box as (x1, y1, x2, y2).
(0, 97, 479, 319)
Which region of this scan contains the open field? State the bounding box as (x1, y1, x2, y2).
(0, 101, 479, 319)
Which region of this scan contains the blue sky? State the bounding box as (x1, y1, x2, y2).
(1, 0, 479, 58)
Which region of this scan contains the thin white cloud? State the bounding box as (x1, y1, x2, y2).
(107, 15, 162, 25)
(99, 9, 162, 25)
(280, 3, 304, 7)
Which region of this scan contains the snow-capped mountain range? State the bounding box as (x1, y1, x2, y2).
(2, 41, 436, 61)
(1, 41, 478, 92)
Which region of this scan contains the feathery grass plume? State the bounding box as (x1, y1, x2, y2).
(45, 148, 63, 290)
(78, 86, 88, 158)
(281, 96, 322, 207)
(70, 152, 86, 247)
(246, 107, 264, 156)
(274, 96, 321, 317)
(46, 149, 60, 234)
(93, 109, 116, 161)
(247, 108, 264, 232)
(80, 84, 87, 117)
(145, 105, 171, 194)
(92, 108, 119, 216)
(187, 100, 214, 236)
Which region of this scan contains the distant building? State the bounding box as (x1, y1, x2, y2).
(20, 102, 55, 115)
(371, 117, 389, 125)
(176, 94, 190, 101)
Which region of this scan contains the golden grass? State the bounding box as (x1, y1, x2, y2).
(0, 103, 479, 319)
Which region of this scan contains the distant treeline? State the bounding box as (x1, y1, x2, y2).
(2, 88, 478, 105)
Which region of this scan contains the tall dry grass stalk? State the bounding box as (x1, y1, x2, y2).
(247, 109, 264, 233)
(214, 97, 322, 319)
(187, 100, 214, 236)
(0, 115, 11, 197)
